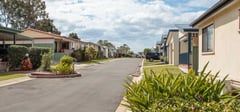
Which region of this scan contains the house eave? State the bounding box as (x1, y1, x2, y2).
(190, 0, 234, 27)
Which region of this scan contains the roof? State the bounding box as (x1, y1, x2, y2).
(175, 24, 198, 32)
(190, 0, 234, 27)
(0, 26, 32, 40)
(0, 26, 22, 34)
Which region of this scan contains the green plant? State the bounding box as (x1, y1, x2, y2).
(85, 46, 97, 61)
(124, 64, 240, 112)
(37, 50, 53, 72)
(71, 49, 84, 62)
(55, 55, 74, 74)
(7, 45, 28, 69)
(29, 47, 50, 69)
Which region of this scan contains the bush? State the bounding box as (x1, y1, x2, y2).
(56, 55, 74, 74)
(71, 49, 84, 62)
(85, 46, 97, 61)
(37, 50, 53, 72)
(7, 45, 28, 69)
(29, 47, 50, 69)
(124, 64, 240, 112)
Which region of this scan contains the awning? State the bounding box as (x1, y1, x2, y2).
(0, 26, 32, 41)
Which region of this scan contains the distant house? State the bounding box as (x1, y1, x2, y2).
(176, 25, 199, 73)
(191, 0, 240, 81)
(166, 29, 179, 65)
(160, 35, 168, 57)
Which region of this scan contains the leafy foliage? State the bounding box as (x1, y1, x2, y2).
(69, 32, 79, 40)
(85, 46, 97, 61)
(29, 47, 50, 69)
(71, 49, 84, 62)
(143, 48, 151, 55)
(56, 55, 74, 74)
(124, 65, 240, 112)
(33, 18, 61, 34)
(37, 50, 52, 72)
(7, 45, 28, 69)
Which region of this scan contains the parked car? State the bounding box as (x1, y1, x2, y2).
(145, 52, 160, 60)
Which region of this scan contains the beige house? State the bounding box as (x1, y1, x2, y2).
(166, 29, 179, 66)
(21, 28, 75, 54)
(191, 0, 240, 81)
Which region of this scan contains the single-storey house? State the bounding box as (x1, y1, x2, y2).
(191, 0, 240, 82)
(166, 29, 179, 66)
(20, 28, 75, 61)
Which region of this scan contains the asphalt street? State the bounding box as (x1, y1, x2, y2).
(0, 58, 142, 112)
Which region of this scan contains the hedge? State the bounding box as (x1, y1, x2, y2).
(7, 45, 28, 69)
(29, 47, 51, 69)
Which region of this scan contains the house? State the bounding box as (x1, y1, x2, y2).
(166, 29, 179, 66)
(190, 0, 240, 82)
(160, 35, 168, 57)
(175, 24, 199, 73)
(0, 26, 33, 71)
(20, 28, 76, 61)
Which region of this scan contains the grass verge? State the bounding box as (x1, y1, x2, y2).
(144, 65, 183, 75)
(144, 59, 162, 66)
(0, 73, 26, 81)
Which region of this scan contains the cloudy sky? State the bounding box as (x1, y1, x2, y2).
(44, 0, 219, 52)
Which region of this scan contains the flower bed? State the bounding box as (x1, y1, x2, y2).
(29, 72, 81, 78)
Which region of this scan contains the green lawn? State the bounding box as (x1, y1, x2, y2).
(144, 59, 162, 66)
(144, 65, 183, 75)
(0, 73, 26, 81)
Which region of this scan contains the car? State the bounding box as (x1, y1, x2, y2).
(145, 52, 160, 60)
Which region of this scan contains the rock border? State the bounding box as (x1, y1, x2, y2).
(29, 72, 81, 78)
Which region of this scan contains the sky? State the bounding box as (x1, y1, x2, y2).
(44, 0, 219, 53)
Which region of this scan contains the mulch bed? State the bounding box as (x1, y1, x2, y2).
(29, 72, 81, 78)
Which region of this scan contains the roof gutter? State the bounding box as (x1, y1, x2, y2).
(190, 0, 234, 27)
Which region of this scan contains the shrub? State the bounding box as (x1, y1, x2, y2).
(37, 50, 53, 72)
(29, 47, 50, 69)
(71, 49, 84, 62)
(7, 45, 28, 69)
(56, 55, 74, 74)
(124, 64, 240, 112)
(85, 46, 97, 61)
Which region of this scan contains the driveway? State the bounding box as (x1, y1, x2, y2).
(0, 58, 142, 112)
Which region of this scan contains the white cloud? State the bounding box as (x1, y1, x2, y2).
(44, 0, 218, 52)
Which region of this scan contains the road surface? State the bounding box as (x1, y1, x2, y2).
(0, 58, 142, 112)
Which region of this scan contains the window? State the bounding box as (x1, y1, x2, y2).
(202, 24, 214, 52)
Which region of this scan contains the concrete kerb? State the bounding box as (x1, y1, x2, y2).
(115, 59, 145, 112)
(0, 74, 34, 87)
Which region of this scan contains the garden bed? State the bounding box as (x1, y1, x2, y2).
(29, 72, 81, 78)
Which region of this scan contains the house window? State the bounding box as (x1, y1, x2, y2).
(202, 24, 214, 52)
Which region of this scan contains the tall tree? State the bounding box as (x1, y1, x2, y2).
(97, 40, 115, 48)
(0, 0, 48, 30)
(0, 0, 12, 27)
(69, 32, 79, 40)
(143, 48, 151, 55)
(34, 18, 61, 34)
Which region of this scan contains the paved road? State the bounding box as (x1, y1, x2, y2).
(0, 58, 142, 112)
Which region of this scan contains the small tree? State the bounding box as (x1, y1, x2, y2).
(37, 50, 52, 72)
(85, 46, 97, 61)
(56, 55, 74, 74)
